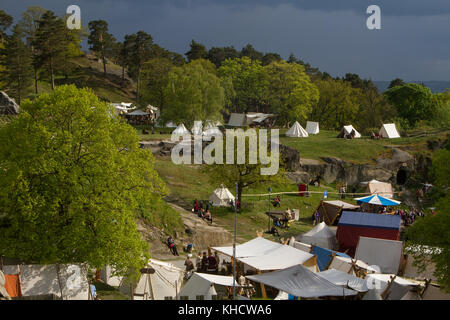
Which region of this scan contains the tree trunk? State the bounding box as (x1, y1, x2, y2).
(102, 51, 107, 74)
(136, 67, 141, 104)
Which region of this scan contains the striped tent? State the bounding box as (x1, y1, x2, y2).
(354, 195, 401, 206)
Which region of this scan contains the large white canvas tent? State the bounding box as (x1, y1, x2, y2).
(364, 180, 394, 198)
(178, 273, 240, 300)
(298, 222, 337, 250)
(2, 264, 89, 300)
(212, 237, 317, 272)
(364, 274, 419, 300)
(306, 121, 319, 134)
(327, 255, 378, 275)
(355, 237, 403, 274)
(130, 259, 184, 300)
(379, 123, 400, 139)
(337, 125, 361, 138)
(246, 264, 357, 298)
(209, 185, 235, 207)
(317, 269, 369, 292)
(285, 121, 308, 138)
(172, 123, 190, 135)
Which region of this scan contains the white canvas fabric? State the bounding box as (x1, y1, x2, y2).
(246, 264, 357, 298)
(306, 121, 319, 134)
(133, 259, 184, 300)
(299, 222, 337, 250)
(178, 273, 239, 300)
(338, 125, 361, 138)
(317, 269, 368, 292)
(191, 122, 203, 135)
(323, 200, 360, 210)
(172, 123, 190, 135)
(209, 186, 235, 207)
(365, 274, 418, 300)
(292, 241, 312, 253)
(212, 237, 315, 271)
(366, 180, 394, 198)
(379, 123, 400, 139)
(355, 237, 403, 274)
(285, 121, 308, 137)
(3, 264, 89, 300)
(328, 256, 379, 274)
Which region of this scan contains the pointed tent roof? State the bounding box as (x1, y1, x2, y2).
(172, 123, 190, 135)
(379, 123, 400, 139)
(286, 121, 308, 137)
(246, 264, 357, 298)
(209, 185, 235, 206)
(306, 121, 320, 134)
(300, 222, 337, 250)
(354, 194, 401, 206)
(337, 125, 361, 138)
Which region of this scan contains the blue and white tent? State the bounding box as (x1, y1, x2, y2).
(354, 195, 401, 206)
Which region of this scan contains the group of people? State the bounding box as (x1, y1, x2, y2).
(345, 129, 357, 140)
(273, 208, 294, 229)
(370, 132, 383, 140)
(395, 208, 425, 227)
(192, 199, 213, 223)
(184, 250, 221, 275)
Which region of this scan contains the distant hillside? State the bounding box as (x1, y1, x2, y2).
(374, 81, 450, 93)
(33, 54, 137, 103)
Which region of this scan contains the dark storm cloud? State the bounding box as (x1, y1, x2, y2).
(2, 1, 450, 81)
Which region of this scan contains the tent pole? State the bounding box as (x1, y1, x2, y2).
(232, 182, 237, 300)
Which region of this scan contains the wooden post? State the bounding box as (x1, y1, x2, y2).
(324, 253, 336, 271)
(381, 275, 396, 300)
(257, 270, 267, 299)
(148, 273, 155, 300)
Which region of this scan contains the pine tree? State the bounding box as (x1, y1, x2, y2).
(88, 20, 116, 74)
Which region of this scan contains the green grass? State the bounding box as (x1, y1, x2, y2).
(279, 129, 444, 164)
(154, 157, 346, 242)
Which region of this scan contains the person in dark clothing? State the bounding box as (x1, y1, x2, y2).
(167, 235, 179, 256)
(201, 252, 208, 272)
(207, 253, 218, 273)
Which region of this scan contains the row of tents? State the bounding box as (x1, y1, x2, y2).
(285, 122, 401, 139)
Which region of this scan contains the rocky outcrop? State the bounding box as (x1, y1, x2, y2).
(279, 144, 301, 171)
(376, 147, 415, 171)
(0, 91, 20, 115)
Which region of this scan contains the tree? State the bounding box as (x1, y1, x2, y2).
(311, 78, 361, 130)
(207, 46, 239, 67)
(1, 24, 34, 104)
(406, 147, 450, 292)
(33, 11, 77, 90)
(384, 83, 437, 128)
(265, 61, 319, 127)
(261, 52, 282, 66)
(88, 20, 116, 74)
(0, 9, 13, 43)
(18, 6, 47, 94)
(240, 44, 263, 61)
(124, 31, 155, 102)
(185, 39, 208, 62)
(0, 85, 166, 275)
(140, 57, 174, 112)
(161, 59, 224, 127)
(202, 130, 284, 204)
(218, 57, 268, 113)
(388, 78, 406, 89)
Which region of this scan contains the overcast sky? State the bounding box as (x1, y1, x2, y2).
(3, 0, 450, 81)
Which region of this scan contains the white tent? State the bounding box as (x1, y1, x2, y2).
(355, 237, 403, 274)
(306, 121, 320, 134)
(299, 222, 337, 250)
(337, 125, 361, 138)
(172, 123, 190, 135)
(286, 121, 308, 138)
(209, 185, 235, 207)
(365, 274, 419, 300)
(131, 259, 184, 300)
(246, 264, 357, 298)
(327, 255, 379, 275)
(365, 180, 394, 198)
(227, 113, 247, 127)
(191, 121, 203, 135)
(178, 273, 240, 300)
(379, 123, 400, 139)
(2, 264, 89, 300)
(212, 237, 316, 272)
(317, 269, 369, 292)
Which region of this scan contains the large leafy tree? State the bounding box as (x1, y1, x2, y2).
(310, 78, 361, 130)
(406, 146, 450, 292)
(218, 56, 268, 113)
(240, 44, 263, 62)
(161, 59, 224, 127)
(0, 85, 166, 275)
(207, 46, 239, 68)
(140, 57, 174, 112)
(265, 61, 319, 127)
(388, 78, 406, 89)
(385, 83, 437, 128)
(1, 24, 34, 104)
(88, 20, 116, 74)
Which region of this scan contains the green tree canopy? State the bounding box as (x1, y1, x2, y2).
(88, 19, 116, 74)
(207, 46, 239, 67)
(0, 85, 166, 275)
(388, 78, 406, 89)
(161, 59, 224, 127)
(265, 61, 319, 127)
(185, 39, 208, 62)
(385, 83, 437, 128)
